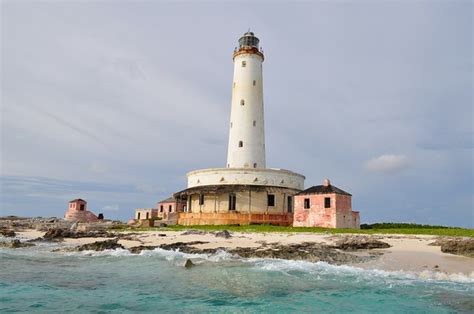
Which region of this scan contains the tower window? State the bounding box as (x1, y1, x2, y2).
(287, 196, 293, 213)
(253, 120, 256, 127)
(199, 194, 204, 205)
(242, 61, 246, 67)
(253, 80, 256, 86)
(160, 205, 163, 212)
(324, 197, 331, 208)
(304, 198, 310, 209)
(169, 205, 172, 212)
(233, 82, 236, 87)
(267, 194, 275, 207)
(238, 141, 243, 147)
(253, 163, 257, 168)
(230, 122, 233, 128)
(240, 99, 245, 106)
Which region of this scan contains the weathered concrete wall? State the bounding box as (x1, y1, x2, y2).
(178, 212, 292, 226)
(187, 168, 305, 190)
(186, 189, 297, 215)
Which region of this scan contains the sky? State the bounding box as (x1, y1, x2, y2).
(1, 1, 472, 227)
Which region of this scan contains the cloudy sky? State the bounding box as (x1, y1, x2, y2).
(1, 1, 472, 227)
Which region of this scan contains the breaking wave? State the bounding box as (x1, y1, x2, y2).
(61, 247, 474, 285)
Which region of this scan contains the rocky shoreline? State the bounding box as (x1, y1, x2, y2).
(1, 217, 473, 271)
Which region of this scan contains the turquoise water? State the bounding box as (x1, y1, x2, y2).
(1, 243, 473, 313)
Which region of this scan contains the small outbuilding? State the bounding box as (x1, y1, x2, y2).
(135, 208, 157, 220)
(157, 197, 186, 217)
(65, 199, 99, 222)
(293, 179, 360, 229)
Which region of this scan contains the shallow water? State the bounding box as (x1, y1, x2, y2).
(1, 243, 473, 313)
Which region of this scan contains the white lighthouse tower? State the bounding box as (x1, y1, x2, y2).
(226, 31, 266, 169)
(175, 31, 305, 225)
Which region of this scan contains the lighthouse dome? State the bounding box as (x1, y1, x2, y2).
(238, 31, 259, 48)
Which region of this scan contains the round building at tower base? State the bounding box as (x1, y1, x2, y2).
(173, 168, 305, 226)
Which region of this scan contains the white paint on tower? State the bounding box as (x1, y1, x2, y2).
(226, 31, 266, 169)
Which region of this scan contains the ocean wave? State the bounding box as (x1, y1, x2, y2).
(58, 247, 474, 284)
(62, 247, 235, 263)
(249, 258, 474, 284)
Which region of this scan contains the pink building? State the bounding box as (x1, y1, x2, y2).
(65, 199, 100, 222)
(157, 197, 186, 218)
(293, 179, 360, 229)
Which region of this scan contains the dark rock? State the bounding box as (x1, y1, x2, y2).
(332, 236, 391, 251)
(181, 230, 208, 236)
(150, 239, 379, 265)
(215, 230, 231, 239)
(43, 228, 73, 240)
(228, 242, 369, 264)
(158, 241, 210, 254)
(430, 238, 474, 257)
(158, 234, 167, 237)
(76, 239, 124, 251)
(0, 239, 35, 248)
(128, 245, 159, 254)
(1, 229, 16, 237)
(42, 228, 112, 241)
(184, 259, 194, 269)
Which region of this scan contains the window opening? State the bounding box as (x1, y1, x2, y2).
(324, 197, 331, 208)
(267, 194, 275, 207)
(304, 198, 310, 209)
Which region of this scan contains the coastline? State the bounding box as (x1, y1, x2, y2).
(12, 229, 474, 276)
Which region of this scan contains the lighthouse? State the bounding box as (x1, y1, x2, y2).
(226, 31, 266, 169)
(173, 31, 305, 225)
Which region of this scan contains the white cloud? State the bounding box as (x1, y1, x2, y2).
(366, 154, 410, 174)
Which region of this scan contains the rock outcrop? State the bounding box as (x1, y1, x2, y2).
(75, 239, 124, 251)
(331, 236, 391, 251)
(42, 228, 112, 241)
(184, 259, 194, 268)
(215, 230, 232, 239)
(430, 238, 474, 257)
(0, 239, 35, 248)
(1, 229, 16, 237)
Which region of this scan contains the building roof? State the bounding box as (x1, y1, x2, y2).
(158, 197, 175, 204)
(296, 185, 351, 196)
(69, 198, 87, 203)
(173, 184, 300, 198)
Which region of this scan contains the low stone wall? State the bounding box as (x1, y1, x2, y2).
(178, 212, 292, 226)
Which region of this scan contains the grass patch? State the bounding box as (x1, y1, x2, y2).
(113, 223, 474, 237)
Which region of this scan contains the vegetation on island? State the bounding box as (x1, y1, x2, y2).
(112, 223, 474, 237)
